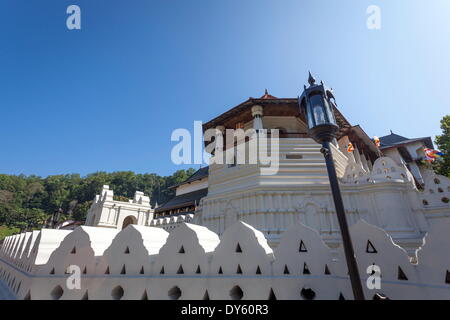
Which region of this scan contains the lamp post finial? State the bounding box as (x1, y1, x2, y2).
(308, 71, 316, 86)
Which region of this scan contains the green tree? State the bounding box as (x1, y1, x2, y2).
(434, 115, 450, 177)
(72, 200, 92, 222)
(0, 167, 196, 237)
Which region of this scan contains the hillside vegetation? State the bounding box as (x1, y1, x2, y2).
(0, 168, 195, 239)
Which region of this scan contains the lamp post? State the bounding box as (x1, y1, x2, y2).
(299, 72, 365, 300)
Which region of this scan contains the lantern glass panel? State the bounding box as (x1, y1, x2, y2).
(306, 103, 315, 128)
(326, 99, 337, 125)
(310, 94, 327, 126)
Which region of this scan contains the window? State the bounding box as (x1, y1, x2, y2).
(300, 287, 316, 300)
(111, 286, 124, 300)
(236, 265, 243, 274)
(366, 240, 377, 253)
(168, 286, 182, 300)
(51, 285, 64, 300)
(230, 286, 243, 300)
(286, 154, 303, 160)
(177, 265, 184, 274)
(268, 289, 276, 300)
(23, 290, 31, 300)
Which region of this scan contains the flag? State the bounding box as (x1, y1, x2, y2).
(347, 142, 354, 152)
(424, 148, 443, 161)
(373, 136, 380, 147)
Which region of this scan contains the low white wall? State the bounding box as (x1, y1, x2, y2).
(1, 218, 450, 300)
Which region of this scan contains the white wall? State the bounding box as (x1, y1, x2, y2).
(85, 186, 153, 230)
(2, 219, 450, 300)
(196, 141, 448, 251)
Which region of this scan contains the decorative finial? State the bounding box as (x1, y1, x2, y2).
(308, 71, 316, 86)
(264, 89, 268, 95)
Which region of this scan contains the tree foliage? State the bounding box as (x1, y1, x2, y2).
(0, 168, 196, 234)
(434, 115, 450, 177)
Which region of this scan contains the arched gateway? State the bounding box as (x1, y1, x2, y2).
(122, 216, 137, 229)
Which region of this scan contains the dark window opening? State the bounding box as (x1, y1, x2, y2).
(300, 287, 316, 300)
(230, 286, 244, 300)
(366, 240, 377, 253)
(299, 240, 307, 252)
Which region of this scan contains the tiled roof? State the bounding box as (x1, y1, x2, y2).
(183, 166, 209, 184)
(155, 188, 208, 213)
(379, 133, 409, 147)
(202, 96, 352, 135)
(379, 133, 433, 150)
(170, 166, 209, 189)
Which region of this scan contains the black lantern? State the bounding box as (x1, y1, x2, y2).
(299, 72, 365, 300)
(300, 72, 339, 143)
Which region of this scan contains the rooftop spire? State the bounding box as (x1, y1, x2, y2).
(260, 89, 277, 99)
(308, 71, 316, 86)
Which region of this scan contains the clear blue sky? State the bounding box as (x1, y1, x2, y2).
(0, 0, 449, 177)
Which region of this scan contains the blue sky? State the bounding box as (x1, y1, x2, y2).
(0, 0, 449, 177)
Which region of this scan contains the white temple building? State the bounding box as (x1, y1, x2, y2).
(150, 91, 447, 253)
(1, 86, 450, 300)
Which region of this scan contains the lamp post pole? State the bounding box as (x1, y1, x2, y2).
(299, 72, 365, 300)
(321, 140, 365, 300)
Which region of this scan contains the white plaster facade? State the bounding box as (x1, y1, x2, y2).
(194, 136, 450, 253)
(382, 141, 429, 185)
(85, 185, 154, 230)
(2, 219, 450, 300)
(80, 134, 450, 256)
